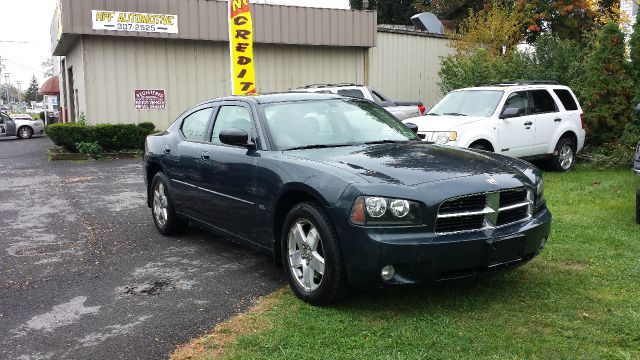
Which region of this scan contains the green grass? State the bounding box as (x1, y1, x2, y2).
(175, 165, 640, 360)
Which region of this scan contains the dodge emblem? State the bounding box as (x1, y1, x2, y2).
(487, 177, 497, 185)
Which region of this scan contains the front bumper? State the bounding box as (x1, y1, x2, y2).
(339, 208, 552, 288)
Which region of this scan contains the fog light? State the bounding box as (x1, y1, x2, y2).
(381, 265, 395, 281)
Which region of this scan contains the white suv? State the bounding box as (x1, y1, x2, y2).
(404, 81, 586, 171)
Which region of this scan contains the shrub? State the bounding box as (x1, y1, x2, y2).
(76, 141, 103, 157)
(46, 122, 156, 153)
(438, 35, 589, 95)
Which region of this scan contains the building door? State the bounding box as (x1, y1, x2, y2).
(67, 67, 76, 123)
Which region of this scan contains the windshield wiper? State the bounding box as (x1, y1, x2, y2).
(424, 113, 440, 116)
(285, 143, 354, 151)
(443, 112, 469, 116)
(364, 140, 409, 145)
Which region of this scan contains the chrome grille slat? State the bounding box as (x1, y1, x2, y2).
(436, 188, 533, 234)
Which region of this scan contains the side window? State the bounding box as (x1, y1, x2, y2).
(530, 90, 558, 114)
(553, 89, 579, 111)
(181, 108, 213, 142)
(502, 91, 529, 116)
(211, 106, 253, 145)
(336, 89, 366, 99)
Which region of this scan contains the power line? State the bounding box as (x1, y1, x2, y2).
(3, 58, 48, 76)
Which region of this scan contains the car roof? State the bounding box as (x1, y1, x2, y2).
(455, 83, 574, 92)
(194, 92, 344, 107)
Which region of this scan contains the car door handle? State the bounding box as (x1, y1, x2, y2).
(163, 145, 172, 154)
(524, 121, 533, 126)
(201, 152, 211, 161)
(554, 118, 562, 122)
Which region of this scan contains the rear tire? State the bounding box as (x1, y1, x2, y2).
(551, 137, 576, 172)
(150, 172, 188, 236)
(281, 202, 350, 306)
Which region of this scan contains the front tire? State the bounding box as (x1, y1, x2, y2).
(150, 172, 188, 236)
(281, 202, 349, 306)
(551, 137, 576, 172)
(469, 142, 491, 152)
(17, 126, 33, 139)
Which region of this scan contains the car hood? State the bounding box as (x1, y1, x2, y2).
(404, 115, 487, 131)
(284, 143, 529, 186)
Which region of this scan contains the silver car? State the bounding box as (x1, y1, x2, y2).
(0, 112, 45, 139)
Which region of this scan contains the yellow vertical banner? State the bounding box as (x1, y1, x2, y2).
(228, 0, 257, 95)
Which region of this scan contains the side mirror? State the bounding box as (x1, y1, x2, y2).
(500, 107, 520, 119)
(219, 128, 251, 147)
(636, 103, 640, 115)
(405, 122, 419, 134)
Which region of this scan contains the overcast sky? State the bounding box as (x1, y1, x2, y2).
(0, 0, 349, 90)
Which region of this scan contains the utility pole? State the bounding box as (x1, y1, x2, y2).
(0, 57, 4, 106)
(4, 73, 10, 110)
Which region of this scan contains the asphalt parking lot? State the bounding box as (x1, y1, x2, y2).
(0, 136, 284, 359)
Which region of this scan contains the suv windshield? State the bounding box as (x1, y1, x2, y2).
(428, 90, 504, 117)
(262, 99, 419, 150)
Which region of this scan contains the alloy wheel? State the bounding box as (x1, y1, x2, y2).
(153, 182, 169, 228)
(559, 144, 574, 170)
(19, 127, 31, 139)
(288, 219, 325, 292)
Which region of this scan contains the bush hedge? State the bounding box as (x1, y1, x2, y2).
(46, 122, 156, 152)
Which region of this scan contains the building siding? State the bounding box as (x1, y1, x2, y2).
(369, 31, 453, 107)
(54, 0, 376, 55)
(82, 36, 366, 129)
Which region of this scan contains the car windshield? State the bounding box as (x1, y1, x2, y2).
(428, 90, 504, 117)
(262, 99, 419, 150)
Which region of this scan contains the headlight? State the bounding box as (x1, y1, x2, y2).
(350, 196, 422, 226)
(422, 131, 457, 144)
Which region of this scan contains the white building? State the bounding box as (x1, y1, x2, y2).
(622, 0, 639, 35)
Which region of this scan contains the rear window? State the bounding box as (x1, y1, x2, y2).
(530, 90, 558, 114)
(336, 89, 365, 99)
(553, 89, 579, 111)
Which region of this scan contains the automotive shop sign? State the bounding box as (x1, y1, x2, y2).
(135, 90, 166, 110)
(92, 10, 178, 34)
(228, 0, 257, 95)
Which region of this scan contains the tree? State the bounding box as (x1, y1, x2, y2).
(414, 0, 487, 24)
(41, 59, 54, 78)
(24, 75, 41, 102)
(0, 84, 23, 104)
(350, 0, 428, 25)
(452, 2, 524, 57)
(515, 0, 622, 43)
(582, 22, 633, 146)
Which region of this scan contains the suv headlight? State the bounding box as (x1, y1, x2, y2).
(350, 196, 423, 226)
(423, 131, 457, 144)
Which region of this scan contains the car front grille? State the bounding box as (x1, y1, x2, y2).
(435, 188, 533, 234)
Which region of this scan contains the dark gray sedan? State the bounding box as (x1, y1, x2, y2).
(143, 93, 551, 305)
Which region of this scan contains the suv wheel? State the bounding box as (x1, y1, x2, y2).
(150, 172, 188, 236)
(551, 137, 576, 172)
(281, 202, 349, 306)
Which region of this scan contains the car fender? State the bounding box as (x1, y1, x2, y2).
(547, 123, 584, 154)
(456, 128, 498, 150)
(275, 182, 336, 209)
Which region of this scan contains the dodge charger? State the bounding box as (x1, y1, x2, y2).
(143, 93, 552, 305)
